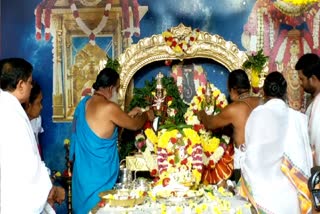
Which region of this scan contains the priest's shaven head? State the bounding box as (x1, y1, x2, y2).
(227, 69, 250, 94)
(263, 71, 287, 100)
(92, 67, 119, 90)
(0, 58, 33, 91)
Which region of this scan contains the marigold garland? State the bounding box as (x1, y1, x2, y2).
(282, 0, 318, 5)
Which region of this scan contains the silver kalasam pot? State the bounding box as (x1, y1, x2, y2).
(117, 159, 136, 184)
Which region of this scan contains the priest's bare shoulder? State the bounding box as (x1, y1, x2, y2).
(85, 94, 153, 139)
(197, 69, 263, 148)
(198, 95, 262, 147)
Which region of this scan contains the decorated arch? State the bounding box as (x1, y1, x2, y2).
(117, 23, 267, 110)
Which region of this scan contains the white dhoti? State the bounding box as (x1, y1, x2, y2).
(240, 99, 312, 214)
(306, 93, 320, 166)
(234, 146, 245, 170)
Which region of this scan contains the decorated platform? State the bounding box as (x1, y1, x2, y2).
(92, 184, 252, 214)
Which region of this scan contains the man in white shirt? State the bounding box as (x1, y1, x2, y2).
(296, 53, 320, 166)
(0, 58, 63, 213)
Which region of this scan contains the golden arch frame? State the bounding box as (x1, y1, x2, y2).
(117, 23, 265, 110)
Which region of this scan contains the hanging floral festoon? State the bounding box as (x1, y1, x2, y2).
(242, 49, 268, 94)
(69, 0, 113, 45)
(35, 0, 58, 41)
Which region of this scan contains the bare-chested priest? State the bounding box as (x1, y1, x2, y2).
(197, 69, 263, 182)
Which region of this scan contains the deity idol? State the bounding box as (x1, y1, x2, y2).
(171, 63, 207, 105)
(152, 72, 167, 125)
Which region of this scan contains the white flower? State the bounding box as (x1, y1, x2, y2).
(167, 108, 176, 117)
(205, 106, 214, 115)
(202, 154, 209, 165)
(184, 110, 193, 118)
(213, 146, 224, 163)
(135, 133, 145, 141)
(187, 115, 200, 125)
(167, 142, 174, 152)
(146, 139, 154, 152)
(199, 129, 210, 136)
(182, 43, 188, 51)
(222, 135, 230, 144)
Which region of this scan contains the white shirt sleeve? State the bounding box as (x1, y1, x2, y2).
(30, 116, 44, 145)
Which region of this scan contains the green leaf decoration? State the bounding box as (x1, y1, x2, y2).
(128, 75, 188, 125)
(242, 49, 268, 73)
(105, 55, 120, 73)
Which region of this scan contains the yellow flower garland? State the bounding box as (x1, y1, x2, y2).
(250, 70, 260, 88)
(283, 0, 318, 5)
(145, 128, 158, 145)
(158, 129, 179, 149)
(202, 137, 220, 153)
(150, 127, 203, 186)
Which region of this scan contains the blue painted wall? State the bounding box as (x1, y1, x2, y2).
(1, 0, 255, 212)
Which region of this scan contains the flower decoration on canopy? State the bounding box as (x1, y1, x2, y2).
(162, 28, 200, 55)
(282, 0, 318, 5)
(184, 83, 233, 185)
